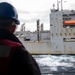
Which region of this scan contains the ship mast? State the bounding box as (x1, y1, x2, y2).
(61, 0, 63, 11)
(57, 0, 63, 11)
(57, 0, 59, 11)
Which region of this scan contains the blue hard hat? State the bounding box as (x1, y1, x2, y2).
(0, 2, 20, 25)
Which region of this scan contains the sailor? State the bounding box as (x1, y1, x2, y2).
(0, 2, 41, 75)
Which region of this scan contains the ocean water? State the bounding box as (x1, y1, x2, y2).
(32, 55, 75, 75)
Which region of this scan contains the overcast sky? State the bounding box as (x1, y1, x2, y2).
(0, 0, 75, 31)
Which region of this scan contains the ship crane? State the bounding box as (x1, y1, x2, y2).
(20, 23, 25, 31)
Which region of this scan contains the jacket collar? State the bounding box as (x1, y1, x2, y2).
(0, 29, 21, 43)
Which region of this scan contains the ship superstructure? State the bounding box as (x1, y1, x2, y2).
(50, 9, 75, 54)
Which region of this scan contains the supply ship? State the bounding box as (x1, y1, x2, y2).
(15, 1, 75, 55)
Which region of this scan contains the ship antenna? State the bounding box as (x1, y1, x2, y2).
(61, 0, 63, 11)
(61, 0, 67, 10)
(53, 3, 55, 9)
(57, 0, 59, 10)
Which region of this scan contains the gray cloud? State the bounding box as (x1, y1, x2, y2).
(19, 10, 50, 24)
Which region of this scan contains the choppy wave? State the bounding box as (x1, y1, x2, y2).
(33, 55, 75, 75)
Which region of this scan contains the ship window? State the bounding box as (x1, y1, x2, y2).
(63, 18, 69, 20)
(65, 33, 67, 36)
(63, 38, 75, 42)
(56, 46, 58, 49)
(24, 37, 30, 41)
(63, 17, 71, 21)
(74, 33, 75, 36)
(60, 33, 62, 36)
(69, 14, 75, 16)
(52, 33, 53, 36)
(56, 33, 58, 36)
(69, 18, 71, 19)
(63, 14, 68, 16)
(50, 24, 52, 26)
(63, 25, 75, 28)
(24, 39, 30, 41)
(69, 33, 71, 36)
